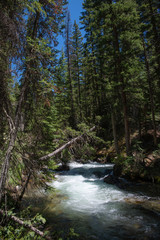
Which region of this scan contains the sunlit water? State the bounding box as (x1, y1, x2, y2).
(26, 162, 160, 239)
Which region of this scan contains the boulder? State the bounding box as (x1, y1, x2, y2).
(93, 171, 104, 178)
(125, 197, 160, 213)
(56, 164, 70, 171)
(104, 174, 131, 189)
(113, 164, 123, 177)
(103, 174, 118, 184)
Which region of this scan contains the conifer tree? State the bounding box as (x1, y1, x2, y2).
(107, 0, 143, 154)
(138, 0, 159, 144)
(81, 0, 143, 154)
(54, 50, 69, 124)
(64, 10, 77, 128)
(0, 0, 24, 146)
(0, 0, 67, 202)
(71, 20, 84, 122)
(81, 0, 104, 122)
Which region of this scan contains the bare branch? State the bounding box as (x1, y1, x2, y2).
(0, 209, 51, 240)
(3, 108, 15, 133)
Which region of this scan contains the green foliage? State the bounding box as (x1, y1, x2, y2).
(0, 208, 47, 240)
(77, 123, 90, 132)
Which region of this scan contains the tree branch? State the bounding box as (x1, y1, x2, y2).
(0, 209, 51, 240)
(3, 108, 15, 133)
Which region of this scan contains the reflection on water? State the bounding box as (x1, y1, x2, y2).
(24, 162, 160, 240)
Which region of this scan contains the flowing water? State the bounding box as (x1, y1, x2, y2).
(26, 162, 160, 240)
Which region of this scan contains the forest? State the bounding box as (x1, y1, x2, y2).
(0, 0, 160, 239)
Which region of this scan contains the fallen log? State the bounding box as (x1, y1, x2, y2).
(39, 126, 96, 161)
(0, 209, 51, 240)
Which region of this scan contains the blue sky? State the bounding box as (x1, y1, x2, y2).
(69, 0, 83, 24)
(57, 0, 84, 51)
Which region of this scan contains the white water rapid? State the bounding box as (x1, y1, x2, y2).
(47, 162, 160, 240)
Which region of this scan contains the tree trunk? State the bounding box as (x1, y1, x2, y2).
(112, 21, 130, 155)
(111, 111, 119, 154)
(138, 110, 142, 140)
(0, 11, 40, 203)
(18, 172, 32, 202)
(142, 37, 157, 145)
(122, 90, 130, 155)
(65, 11, 76, 128)
(77, 64, 82, 119)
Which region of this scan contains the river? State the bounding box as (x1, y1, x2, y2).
(25, 162, 160, 240)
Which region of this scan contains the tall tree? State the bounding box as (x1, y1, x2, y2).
(0, 0, 67, 202)
(81, 0, 144, 154)
(81, 0, 103, 122)
(138, 0, 160, 144)
(54, 49, 69, 124)
(64, 10, 76, 128)
(0, 0, 24, 147)
(71, 20, 83, 122)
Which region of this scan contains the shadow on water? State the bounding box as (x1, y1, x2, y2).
(123, 182, 160, 198)
(59, 165, 113, 179)
(24, 194, 160, 240)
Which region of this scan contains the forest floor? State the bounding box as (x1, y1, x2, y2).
(97, 129, 160, 184)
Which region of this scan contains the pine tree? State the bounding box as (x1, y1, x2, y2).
(64, 9, 78, 128)
(71, 20, 83, 122)
(81, 0, 104, 122)
(138, 0, 160, 144)
(81, 0, 144, 154)
(0, 0, 67, 202)
(108, 0, 143, 155)
(0, 0, 24, 146)
(54, 49, 69, 124)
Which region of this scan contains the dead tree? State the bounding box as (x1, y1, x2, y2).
(39, 126, 96, 161)
(0, 209, 51, 240)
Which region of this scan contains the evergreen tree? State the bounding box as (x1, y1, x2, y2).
(81, 0, 103, 122)
(54, 49, 69, 124)
(0, 0, 67, 202)
(64, 9, 76, 128)
(81, 0, 144, 154)
(0, 0, 24, 146)
(138, 0, 160, 144)
(71, 20, 84, 122)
